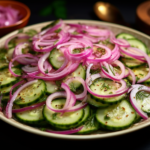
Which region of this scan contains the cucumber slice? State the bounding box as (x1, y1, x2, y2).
(120, 57, 145, 69)
(116, 33, 149, 54)
(136, 91, 150, 114)
(127, 38, 148, 54)
(14, 105, 47, 126)
(49, 48, 65, 69)
(77, 113, 99, 134)
(0, 61, 8, 71)
(87, 94, 109, 108)
(63, 64, 86, 90)
(0, 68, 21, 88)
(90, 78, 126, 104)
(77, 105, 90, 126)
(1, 84, 12, 95)
(1, 95, 9, 106)
(96, 100, 136, 130)
(54, 104, 90, 130)
(45, 81, 59, 94)
(127, 66, 150, 83)
(43, 99, 84, 129)
(14, 80, 46, 107)
(116, 33, 135, 40)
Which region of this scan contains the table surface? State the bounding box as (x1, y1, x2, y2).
(1, 0, 150, 149)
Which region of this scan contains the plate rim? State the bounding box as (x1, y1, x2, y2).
(0, 19, 150, 140)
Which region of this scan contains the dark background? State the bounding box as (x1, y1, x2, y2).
(1, 0, 150, 149)
(16, 0, 148, 30)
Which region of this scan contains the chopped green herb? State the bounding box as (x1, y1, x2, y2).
(69, 82, 76, 92)
(14, 69, 22, 75)
(101, 83, 111, 90)
(136, 76, 140, 82)
(53, 40, 58, 45)
(84, 113, 95, 128)
(55, 28, 61, 33)
(45, 69, 49, 74)
(136, 91, 150, 100)
(25, 29, 38, 37)
(52, 113, 58, 120)
(102, 66, 108, 72)
(108, 65, 115, 76)
(139, 73, 144, 76)
(85, 46, 91, 49)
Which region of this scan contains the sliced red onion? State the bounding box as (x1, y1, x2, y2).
(120, 47, 146, 62)
(33, 31, 70, 52)
(9, 54, 38, 77)
(22, 65, 38, 73)
(130, 84, 149, 119)
(133, 48, 150, 83)
(86, 63, 93, 79)
(127, 68, 136, 85)
(46, 92, 75, 113)
(46, 126, 83, 134)
(12, 101, 45, 113)
(86, 76, 128, 98)
(32, 61, 79, 80)
(100, 60, 125, 81)
(9, 80, 25, 99)
(13, 42, 37, 64)
(111, 38, 130, 47)
(5, 33, 30, 49)
(65, 77, 87, 100)
(5, 80, 38, 118)
(87, 44, 111, 62)
(66, 95, 88, 112)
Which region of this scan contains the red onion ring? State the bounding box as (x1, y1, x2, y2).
(46, 126, 83, 134)
(65, 77, 87, 100)
(12, 101, 45, 113)
(5, 80, 38, 118)
(130, 84, 149, 119)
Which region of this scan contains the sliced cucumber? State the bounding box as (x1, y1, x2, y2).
(116, 33, 135, 40)
(120, 57, 145, 69)
(1, 84, 12, 95)
(77, 105, 90, 126)
(49, 48, 65, 69)
(77, 113, 99, 134)
(127, 66, 150, 83)
(96, 100, 136, 130)
(63, 64, 86, 90)
(1, 95, 9, 106)
(43, 99, 84, 129)
(14, 105, 47, 126)
(90, 78, 126, 104)
(14, 80, 46, 107)
(116, 33, 149, 54)
(45, 81, 59, 94)
(0, 61, 8, 71)
(127, 38, 148, 54)
(87, 94, 109, 108)
(0, 68, 21, 88)
(136, 91, 150, 114)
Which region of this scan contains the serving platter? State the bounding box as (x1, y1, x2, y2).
(0, 20, 150, 140)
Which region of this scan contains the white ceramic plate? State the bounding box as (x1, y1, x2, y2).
(1, 20, 150, 140)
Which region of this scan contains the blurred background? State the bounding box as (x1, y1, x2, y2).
(10, 0, 150, 34)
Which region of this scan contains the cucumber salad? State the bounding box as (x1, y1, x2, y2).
(1, 19, 150, 135)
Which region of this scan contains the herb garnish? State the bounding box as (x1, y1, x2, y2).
(136, 91, 150, 100)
